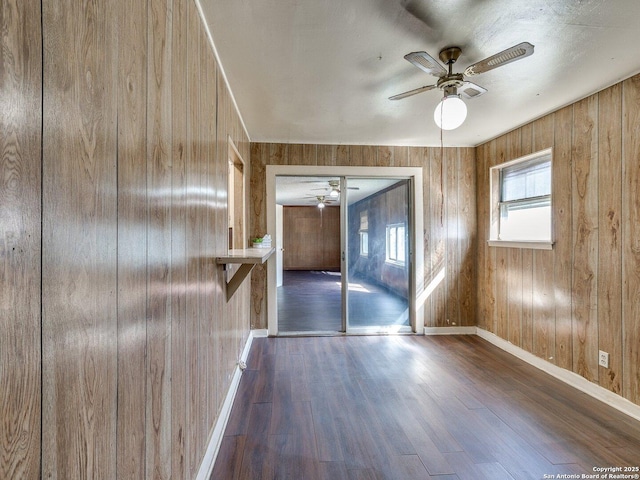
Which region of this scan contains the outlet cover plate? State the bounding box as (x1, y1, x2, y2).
(598, 350, 609, 368)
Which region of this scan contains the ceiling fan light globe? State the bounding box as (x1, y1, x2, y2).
(329, 189, 339, 198)
(317, 201, 325, 209)
(434, 95, 467, 130)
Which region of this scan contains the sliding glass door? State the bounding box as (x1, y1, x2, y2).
(343, 178, 411, 333)
(273, 173, 414, 335)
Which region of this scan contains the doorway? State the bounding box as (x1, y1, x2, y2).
(277, 177, 342, 333)
(268, 166, 424, 336)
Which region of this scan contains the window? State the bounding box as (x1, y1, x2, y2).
(489, 149, 552, 248)
(386, 223, 406, 265)
(360, 232, 369, 256)
(359, 211, 368, 257)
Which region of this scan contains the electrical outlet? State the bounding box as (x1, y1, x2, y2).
(598, 350, 609, 368)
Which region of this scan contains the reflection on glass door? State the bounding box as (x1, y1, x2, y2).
(345, 178, 411, 333)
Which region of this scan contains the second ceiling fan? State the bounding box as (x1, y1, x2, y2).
(390, 42, 534, 130)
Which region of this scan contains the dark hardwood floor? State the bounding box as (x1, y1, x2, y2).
(212, 335, 640, 480)
(278, 270, 408, 332)
(278, 271, 342, 332)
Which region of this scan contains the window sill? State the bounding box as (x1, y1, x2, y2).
(488, 240, 554, 250)
(385, 261, 406, 268)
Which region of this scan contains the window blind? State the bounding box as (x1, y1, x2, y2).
(501, 154, 551, 202)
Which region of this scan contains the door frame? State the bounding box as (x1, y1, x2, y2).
(275, 204, 284, 287)
(266, 165, 424, 336)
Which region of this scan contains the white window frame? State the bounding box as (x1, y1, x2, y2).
(360, 231, 369, 257)
(386, 223, 406, 266)
(488, 148, 554, 250)
(359, 211, 369, 257)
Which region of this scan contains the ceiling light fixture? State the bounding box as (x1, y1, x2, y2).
(434, 91, 467, 130)
(317, 200, 325, 209)
(329, 188, 339, 198)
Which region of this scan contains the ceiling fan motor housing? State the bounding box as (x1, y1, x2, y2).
(437, 46, 464, 95)
(437, 74, 465, 94)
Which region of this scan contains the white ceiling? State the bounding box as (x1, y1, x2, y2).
(200, 0, 640, 147)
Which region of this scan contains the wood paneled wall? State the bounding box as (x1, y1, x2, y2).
(283, 206, 340, 270)
(476, 73, 640, 406)
(250, 143, 477, 330)
(1, 0, 250, 478)
(1, 1, 42, 478)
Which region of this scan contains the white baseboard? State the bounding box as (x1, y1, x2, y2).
(424, 326, 476, 335)
(476, 327, 640, 423)
(251, 328, 269, 338)
(196, 329, 260, 480)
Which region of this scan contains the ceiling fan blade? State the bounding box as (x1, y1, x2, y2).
(464, 42, 534, 77)
(459, 81, 487, 99)
(389, 84, 437, 100)
(404, 51, 447, 77)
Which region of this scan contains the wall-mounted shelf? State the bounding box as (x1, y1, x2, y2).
(216, 247, 275, 301)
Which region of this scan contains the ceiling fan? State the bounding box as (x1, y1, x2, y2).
(312, 180, 360, 198)
(315, 195, 335, 209)
(306, 194, 336, 209)
(389, 42, 534, 130)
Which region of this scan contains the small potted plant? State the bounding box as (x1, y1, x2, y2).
(252, 234, 272, 248)
(252, 237, 264, 248)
